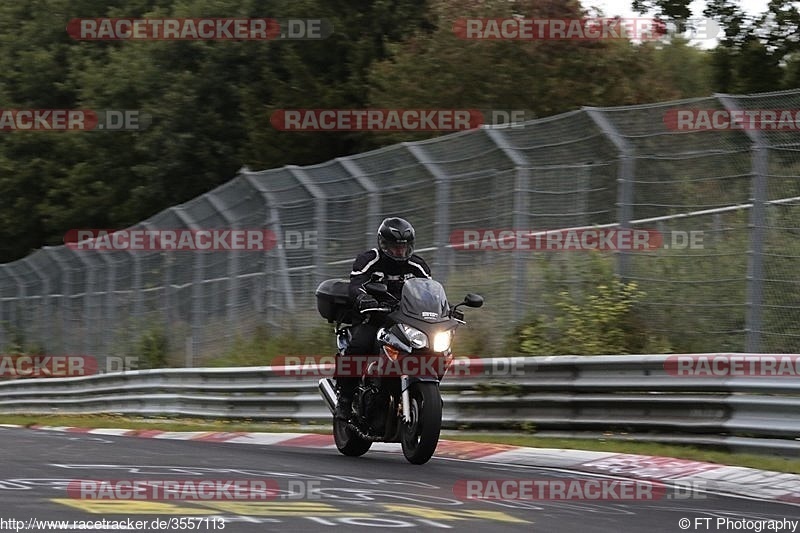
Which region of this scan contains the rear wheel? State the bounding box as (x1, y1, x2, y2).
(333, 417, 372, 457)
(401, 382, 442, 464)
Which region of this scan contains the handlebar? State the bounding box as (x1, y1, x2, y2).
(360, 307, 392, 314)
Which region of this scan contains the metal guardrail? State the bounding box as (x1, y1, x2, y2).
(0, 354, 798, 456)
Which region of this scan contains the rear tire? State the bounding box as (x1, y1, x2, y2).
(401, 382, 442, 465)
(333, 417, 372, 457)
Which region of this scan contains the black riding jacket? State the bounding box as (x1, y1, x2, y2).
(348, 248, 432, 304)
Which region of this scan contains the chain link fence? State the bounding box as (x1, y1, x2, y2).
(0, 89, 798, 366)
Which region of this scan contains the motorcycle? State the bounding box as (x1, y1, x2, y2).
(315, 275, 483, 464)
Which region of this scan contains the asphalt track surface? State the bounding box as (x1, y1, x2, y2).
(0, 426, 798, 532)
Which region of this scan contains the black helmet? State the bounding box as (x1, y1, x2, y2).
(377, 217, 415, 261)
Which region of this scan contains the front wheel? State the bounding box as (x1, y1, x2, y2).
(401, 382, 442, 465)
(333, 417, 372, 457)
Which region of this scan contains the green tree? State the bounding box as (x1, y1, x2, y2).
(633, 0, 800, 92)
(367, 0, 713, 129)
(0, 0, 433, 262)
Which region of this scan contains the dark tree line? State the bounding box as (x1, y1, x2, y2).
(0, 0, 794, 262)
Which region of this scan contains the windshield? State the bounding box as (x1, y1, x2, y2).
(400, 278, 449, 322)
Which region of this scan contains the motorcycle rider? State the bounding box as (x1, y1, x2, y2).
(335, 217, 431, 421)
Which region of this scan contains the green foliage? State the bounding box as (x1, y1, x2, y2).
(512, 254, 671, 355)
(207, 323, 333, 367)
(367, 0, 712, 123)
(640, 0, 800, 92)
(0, 320, 48, 356)
(0, 0, 433, 263)
(638, 38, 712, 99)
(452, 315, 492, 356)
(133, 327, 169, 369)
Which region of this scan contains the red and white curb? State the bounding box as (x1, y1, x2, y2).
(2, 423, 798, 505)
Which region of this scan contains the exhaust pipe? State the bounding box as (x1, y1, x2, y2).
(318, 378, 337, 414)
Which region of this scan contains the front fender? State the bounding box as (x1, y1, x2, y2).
(401, 375, 440, 392)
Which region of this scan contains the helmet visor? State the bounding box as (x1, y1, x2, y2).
(380, 240, 413, 260)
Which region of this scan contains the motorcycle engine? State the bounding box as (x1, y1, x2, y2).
(359, 386, 389, 434)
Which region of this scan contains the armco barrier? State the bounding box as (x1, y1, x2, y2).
(0, 354, 797, 455)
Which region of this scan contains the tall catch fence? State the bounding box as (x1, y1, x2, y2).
(1, 89, 798, 367)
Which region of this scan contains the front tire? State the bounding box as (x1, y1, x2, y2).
(401, 382, 442, 465)
(333, 417, 372, 457)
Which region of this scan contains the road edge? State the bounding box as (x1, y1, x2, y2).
(3, 423, 797, 505)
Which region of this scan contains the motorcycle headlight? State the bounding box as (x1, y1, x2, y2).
(432, 330, 453, 352)
(399, 324, 428, 349)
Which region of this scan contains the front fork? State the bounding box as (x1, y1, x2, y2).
(400, 375, 440, 423)
(372, 329, 444, 424)
(401, 375, 411, 421)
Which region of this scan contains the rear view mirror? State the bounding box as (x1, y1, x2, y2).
(463, 293, 484, 308)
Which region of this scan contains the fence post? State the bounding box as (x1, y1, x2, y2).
(136, 221, 162, 360)
(162, 250, 174, 335)
(2, 266, 23, 351)
(0, 272, 6, 350)
(97, 253, 117, 358)
(747, 151, 767, 345)
(35, 252, 62, 354)
(132, 249, 143, 325)
(337, 157, 381, 251)
(585, 108, 635, 279)
(404, 142, 451, 284)
(240, 172, 294, 323)
(717, 94, 767, 352)
(204, 193, 241, 342)
(171, 209, 203, 366)
(23, 259, 50, 352)
(68, 248, 95, 358)
(485, 127, 530, 322)
(287, 166, 328, 287)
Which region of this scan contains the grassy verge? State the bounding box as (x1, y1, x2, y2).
(0, 414, 331, 434)
(1, 414, 798, 474)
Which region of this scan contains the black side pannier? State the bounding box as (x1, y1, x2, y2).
(315, 278, 356, 324)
